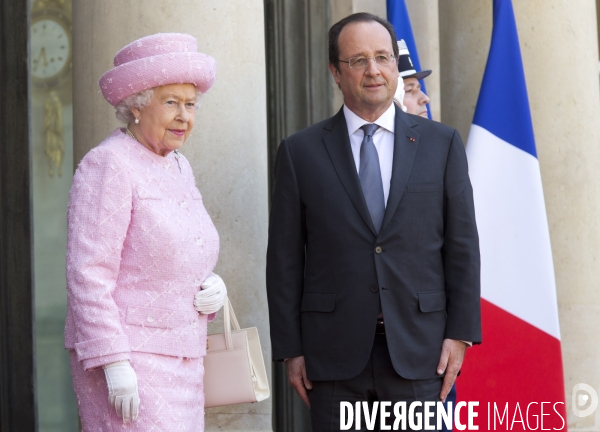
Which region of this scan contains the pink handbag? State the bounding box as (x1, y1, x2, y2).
(204, 296, 270, 408)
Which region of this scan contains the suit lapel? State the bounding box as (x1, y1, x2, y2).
(381, 107, 420, 232)
(322, 109, 378, 235)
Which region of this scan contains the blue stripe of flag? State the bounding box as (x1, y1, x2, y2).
(472, 0, 537, 158)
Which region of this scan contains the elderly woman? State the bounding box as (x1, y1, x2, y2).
(64, 33, 226, 431)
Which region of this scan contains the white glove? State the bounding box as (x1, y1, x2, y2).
(393, 75, 408, 112)
(103, 360, 140, 423)
(194, 272, 227, 314)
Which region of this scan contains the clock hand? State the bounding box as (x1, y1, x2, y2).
(40, 47, 49, 67)
(33, 47, 49, 72)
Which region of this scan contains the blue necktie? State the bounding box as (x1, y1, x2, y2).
(359, 124, 385, 233)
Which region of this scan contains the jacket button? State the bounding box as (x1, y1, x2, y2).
(375, 246, 382, 254)
(370, 284, 379, 292)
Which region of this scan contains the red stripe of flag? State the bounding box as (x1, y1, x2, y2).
(458, 299, 567, 431)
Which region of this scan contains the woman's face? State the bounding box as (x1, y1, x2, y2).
(131, 83, 197, 156)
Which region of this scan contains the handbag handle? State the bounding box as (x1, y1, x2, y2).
(222, 296, 241, 350)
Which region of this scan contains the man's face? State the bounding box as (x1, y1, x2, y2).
(403, 77, 430, 118)
(329, 21, 398, 118)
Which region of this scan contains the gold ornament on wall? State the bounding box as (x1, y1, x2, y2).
(31, 0, 71, 178)
(43, 91, 64, 177)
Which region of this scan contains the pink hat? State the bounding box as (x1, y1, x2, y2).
(99, 33, 217, 106)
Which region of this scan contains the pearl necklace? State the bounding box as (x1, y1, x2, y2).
(125, 127, 182, 173)
(124, 127, 137, 141)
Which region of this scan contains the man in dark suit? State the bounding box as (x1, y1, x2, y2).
(266, 12, 481, 431)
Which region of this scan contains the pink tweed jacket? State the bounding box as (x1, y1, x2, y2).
(65, 129, 219, 370)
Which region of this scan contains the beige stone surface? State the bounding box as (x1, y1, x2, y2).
(352, 0, 386, 17)
(205, 413, 271, 431)
(441, 1, 600, 430)
(559, 304, 600, 430)
(439, 0, 491, 138)
(330, 0, 353, 26)
(405, 0, 441, 121)
(72, 1, 271, 431)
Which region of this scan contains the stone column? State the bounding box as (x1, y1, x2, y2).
(440, 1, 600, 430)
(438, 0, 491, 139)
(330, 0, 386, 23)
(405, 0, 441, 120)
(72, 2, 271, 431)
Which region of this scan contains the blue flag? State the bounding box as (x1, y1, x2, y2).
(472, 0, 536, 157)
(386, 0, 431, 119)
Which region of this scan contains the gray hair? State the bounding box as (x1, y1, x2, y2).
(115, 87, 203, 123)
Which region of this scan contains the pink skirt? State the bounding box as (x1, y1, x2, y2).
(70, 351, 205, 431)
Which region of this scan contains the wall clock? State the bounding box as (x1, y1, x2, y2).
(30, 7, 72, 89)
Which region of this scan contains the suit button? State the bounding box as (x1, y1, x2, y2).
(370, 284, 379, 292)
(375, 246, 382, 254)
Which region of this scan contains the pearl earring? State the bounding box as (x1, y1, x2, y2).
(134, 118, 139, 124)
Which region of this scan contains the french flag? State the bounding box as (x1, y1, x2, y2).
(459, 0, 567, 430)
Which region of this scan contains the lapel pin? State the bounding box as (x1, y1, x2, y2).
(409, 137, 416, 142)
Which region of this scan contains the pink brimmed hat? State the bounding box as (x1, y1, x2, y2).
(99, 33, 217, 106)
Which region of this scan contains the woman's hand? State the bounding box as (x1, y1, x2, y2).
(194, 273, 227, 314)
(103, 360, 140, 423)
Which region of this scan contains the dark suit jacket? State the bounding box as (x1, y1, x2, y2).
(266, 105, 481, 382)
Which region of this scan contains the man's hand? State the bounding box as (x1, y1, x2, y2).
(285, 356, 313, 407)
(437, 338, 468, 402)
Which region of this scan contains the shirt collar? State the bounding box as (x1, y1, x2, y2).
(343, 103, 396, 136)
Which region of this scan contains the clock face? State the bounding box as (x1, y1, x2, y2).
(30, 17, 71, 84)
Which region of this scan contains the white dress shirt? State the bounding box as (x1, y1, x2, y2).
(343, 103, 396, 206)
